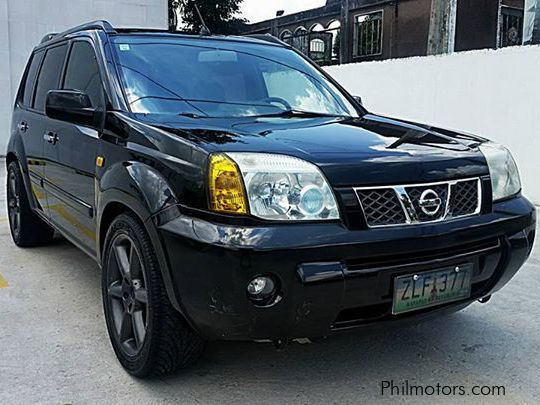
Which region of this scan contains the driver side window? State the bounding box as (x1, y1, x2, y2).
(63, 41, 104, 109)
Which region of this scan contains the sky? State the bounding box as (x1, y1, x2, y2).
(240, 0, 326, 24)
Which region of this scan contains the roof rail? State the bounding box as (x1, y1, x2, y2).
(40, 33, 58, 44)
(39, 20, 116, 44)
(247, 34, 288, 47)
(114, 27, 192, 35)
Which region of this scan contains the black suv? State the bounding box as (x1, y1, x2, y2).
(6, 21, 536, 377)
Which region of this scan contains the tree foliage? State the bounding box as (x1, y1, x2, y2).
(170, 0, 248, 35)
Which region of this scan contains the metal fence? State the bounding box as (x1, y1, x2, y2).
(282, 27, 341, 66)
(500, 6, 524, 47)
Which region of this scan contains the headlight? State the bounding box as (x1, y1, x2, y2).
(208, 153, 339, 221)
(479, 143, 521, 201)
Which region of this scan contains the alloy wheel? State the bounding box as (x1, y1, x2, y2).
(7, 169, 21, 239)
(106, 234, 149, 356)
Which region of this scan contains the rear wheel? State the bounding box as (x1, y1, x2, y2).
(102, 213, 205, 377)
(6, 161, 54, 247)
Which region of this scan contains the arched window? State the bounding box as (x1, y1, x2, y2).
(326, 20, 341, 61)
(310, 23, 325, 32)
(292, 27, 309, 55)
(280, 30, 292, 45)
(327, 20, 341, 30)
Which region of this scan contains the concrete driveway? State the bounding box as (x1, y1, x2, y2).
(0, 159, 539, 405)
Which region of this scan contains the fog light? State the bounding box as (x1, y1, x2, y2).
(247, 276, 279, 306)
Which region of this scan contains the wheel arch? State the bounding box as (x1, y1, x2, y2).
(99, 201, 130, 255)
(97, 164, 194, 328)
(5, 151, 39, 213)
(6, 152, 18, 167)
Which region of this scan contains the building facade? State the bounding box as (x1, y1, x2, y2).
(244, 0, 526, 66)
(524, 0, 540, 43)
(0, 0, 167, 154)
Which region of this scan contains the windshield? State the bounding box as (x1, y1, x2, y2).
(112, 36, 359, 118)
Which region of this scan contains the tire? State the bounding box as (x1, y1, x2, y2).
(6, 161, 54, 247)
(101, 213, 205, 377)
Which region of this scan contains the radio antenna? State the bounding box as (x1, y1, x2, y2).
(193, 2, 211, 36)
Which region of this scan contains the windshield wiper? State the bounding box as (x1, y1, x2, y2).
(178, 112, 207, 119)
(255, 110, 347, 119)
(178, 110, 348, 119)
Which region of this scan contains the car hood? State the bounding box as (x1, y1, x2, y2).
(138, 113, 490, 187)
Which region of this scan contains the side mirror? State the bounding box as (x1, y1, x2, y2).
(353, 95, 363, 107)
(45, 90, 100, 128)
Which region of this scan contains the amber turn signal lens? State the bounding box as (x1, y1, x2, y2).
(208, 154, 248, 214)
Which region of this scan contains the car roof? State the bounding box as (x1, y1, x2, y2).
(37, 20, 287, 50)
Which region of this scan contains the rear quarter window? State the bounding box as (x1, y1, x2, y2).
(33, 44, 68, 111)
(21, 51, 44, 107)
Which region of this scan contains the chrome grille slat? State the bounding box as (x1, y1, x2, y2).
(354, 178, 482, 228)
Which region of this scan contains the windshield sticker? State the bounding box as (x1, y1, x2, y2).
(118, 44, 130, 51)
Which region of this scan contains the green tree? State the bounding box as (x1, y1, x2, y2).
(169, 1, 180, 30)
(170, 0, 248, 35)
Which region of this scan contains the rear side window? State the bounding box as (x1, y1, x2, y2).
(21, 51, 44, 107)
(33, 44, 68, 111)
(63, 41, 104, 108)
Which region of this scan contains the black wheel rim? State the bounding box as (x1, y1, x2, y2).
(7, 169, 21, 239)
(106, 234, 149, 356)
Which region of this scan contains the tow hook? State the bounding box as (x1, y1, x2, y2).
(478, 295, 492, 304)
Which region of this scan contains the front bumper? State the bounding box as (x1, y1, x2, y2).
(157, 196, 536, 341)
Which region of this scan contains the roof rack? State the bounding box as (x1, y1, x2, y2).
(40, 20, 116, 44)
(37, 21, 288, 48)
(247, 34, 288, 47)
(114, 27, 196, 36)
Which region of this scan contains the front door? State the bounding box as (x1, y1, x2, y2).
(43, 40, 105, 256)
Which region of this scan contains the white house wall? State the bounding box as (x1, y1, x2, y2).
(0, 0, 167, 153)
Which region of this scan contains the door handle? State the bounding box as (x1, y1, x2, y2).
(44, 131, 59, 145)
(18, 122, 29, 133)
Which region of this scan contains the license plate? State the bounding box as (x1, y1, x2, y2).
(392, 263, 473, 315)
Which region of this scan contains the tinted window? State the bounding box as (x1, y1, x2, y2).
(34, 44, 68, 111)
(22, 51, 44, 107)
(63, 42, 103, 108)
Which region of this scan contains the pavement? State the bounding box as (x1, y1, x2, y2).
(0, 158, 539, 405)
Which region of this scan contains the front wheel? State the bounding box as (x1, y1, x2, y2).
(102, 213, 205, 377)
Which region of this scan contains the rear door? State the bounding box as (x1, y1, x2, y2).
(30, 43, 69, 220)
(20, 45, 70, 218)
(13, 50, 48, 214)
(42, 39, 104, 256)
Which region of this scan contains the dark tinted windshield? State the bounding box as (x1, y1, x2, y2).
(112, 37, 358, 118)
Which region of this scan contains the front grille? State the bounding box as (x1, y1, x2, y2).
(355, 178, 481, 228)
(355, 189, 406, 226)
(450, 179, 480, 217)
(406, 183, 449, 222)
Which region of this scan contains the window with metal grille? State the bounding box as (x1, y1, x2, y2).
(310, 38, 326, 53)
(353, 11, 383, 57)
(500, 6, 524, 47)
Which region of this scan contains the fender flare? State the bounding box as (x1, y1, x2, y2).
(6, 136, 41, 212)
(97, 162, 195, 327)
